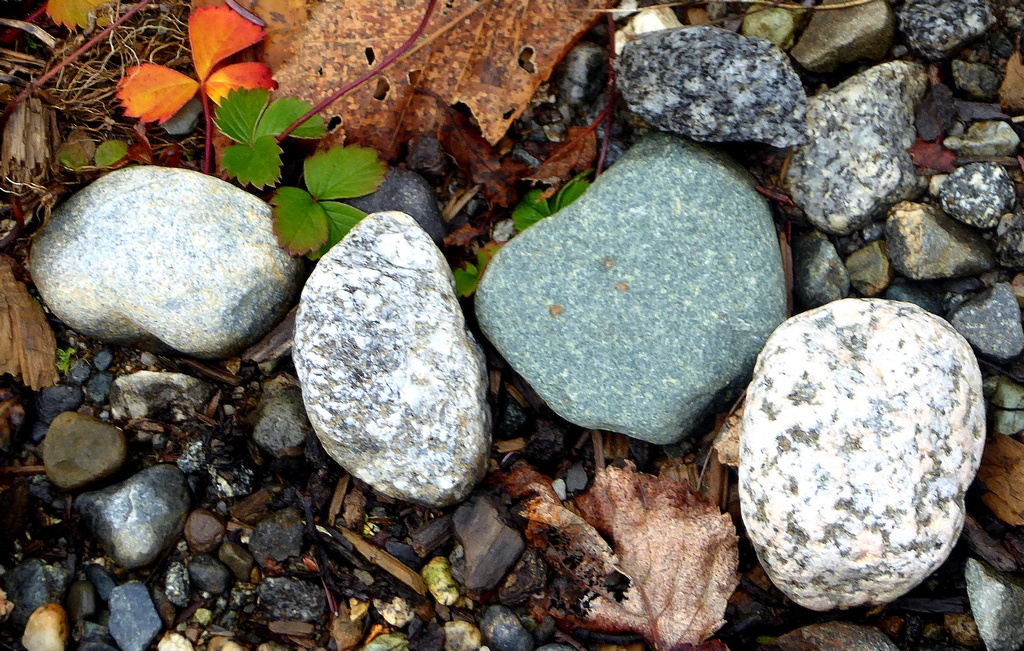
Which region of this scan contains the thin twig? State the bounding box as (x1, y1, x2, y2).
(0, 0, 156, 124)
(595, 11, 616, 177)
(201, 89, 213, 174)
(276, 0, 438, 141)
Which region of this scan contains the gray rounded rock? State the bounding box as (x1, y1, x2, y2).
(252, 375, 312, 455)
(187, 555, 231, 595)
(740, 299, 985, 610)
(5, 559, 70, 626)
(257, 577, 326, 622)
(108, 582, 162, 651)
(790, 0, 894, 73)
(793, 232, 850, 308)
(760, 623, 898, 650)
(343, 169, 445, 245)
(616, 26, 807, 147)
(31, 166, 302, 359)
(477, 133, 786, 445)
(480, 605, 533, 651)
(248, 507, 304, 568)
(74, 464, 191, 570)
(938, 162, 1015, 229)
(294, 211, 489, 507)
(965, 558, 1024, 651)
(555, 42, 608, 109)
(784, 61, 927, 235)
(899, 0, 995, 60)
(109, 371, 212, 422)
(43, 412, 127, 490)
(949, 283, 1024, 363)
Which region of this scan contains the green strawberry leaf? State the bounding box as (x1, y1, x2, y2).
(308, 201, 366, 260)
(271, 186, 329, 256)
(553, 170, 592, 212)
(94, 140, 128, 167)
(214, 88, 271, 145)
(453, 263, 479, 298)
(512, 188, 553, 232)
(221, 136, 282, 189)
(255, 97, 325, 140)
(304, 145, 387, 200)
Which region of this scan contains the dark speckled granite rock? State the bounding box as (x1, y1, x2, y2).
(31, 166, 302, 359)
(475, 133, 786, 445)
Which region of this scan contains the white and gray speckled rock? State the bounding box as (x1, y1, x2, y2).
(294, 211, 489, 507)
(784, 62, 927, 235)
(938, 163, 1015, 230)
(899, 0, 995, 61)
(109, 371, 213, 423)
(31, 166, 302, 359)
(740, 299, 985, 611)
(885, 201, 995, 280)
(615, 26, 807, 147)
(944, 121, 1020, 157)
(965, 558, 1024, 651)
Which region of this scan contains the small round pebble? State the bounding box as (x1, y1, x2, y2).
(740, 299, 985, 610)
(64, 580, 96, 624)
(93, 349, 113, 372)
(43, 412, 127, 490)
(445, 620, 484, 651)
(108, 582, 162, 651)
(183, 509, 226, 554)
(156, 632, 193, 651)
(188, 555, 231, 595)
(939, 162, 1015, 229)
(480, 605, 533, 651)
(22, 604, 68, 651)
(248, 507, 303, 567)
(218, 541, 255, 582)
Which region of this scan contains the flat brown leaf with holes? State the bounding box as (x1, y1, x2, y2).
(0, 257, 57, 391)
(436, 103, 528, 206)
(503, 463, 738, 650)
(272, 0, 614, 159)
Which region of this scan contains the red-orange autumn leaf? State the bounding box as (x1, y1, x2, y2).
(116, 5, 276, 124)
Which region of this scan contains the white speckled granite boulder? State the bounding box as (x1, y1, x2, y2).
(294, 211, 489, 507)
(739, 299, 985, 610)
(31, 166, 302, 358)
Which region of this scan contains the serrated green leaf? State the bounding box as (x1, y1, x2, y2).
(453, 263, 479, 298)
(221, 135, 282, 188)
(256, 97, 325, 140)
(308, 201, 366, 260)
(554, 171, 591, 212)
(271, 186, 329, 256)
(94, 140, 128, 167)
(305, 145, 387, 200)
(512, 203, 550, 232)
(214, 88, 270, 145)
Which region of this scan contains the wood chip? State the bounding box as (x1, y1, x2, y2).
(978, 435, 1024, 526)
(241, 305, 296, 362)
(1, 97, 58, 195)
(0, 257, 57, 391)
(269, 621, 315, 636)
(331, 525, 428, 596)
(328, 474, 351, 527)
(493, 438, 526, 454)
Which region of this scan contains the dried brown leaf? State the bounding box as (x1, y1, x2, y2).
(0, 257, 57, 390)
(907, 138, 956, 173)
(526, 126, 598, 184)
(504, 463, 738, 650)
(273, 0, 613, 159)
(436, 105, 528, 206)
(978, 435, 1024, 526)
(1000, 50, 1024, 113)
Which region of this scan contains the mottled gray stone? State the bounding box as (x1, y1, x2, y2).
(784, 62, 927, 235)
(885, 201, 995, 279)
(187, 555, 231, 595)
(252, 375, 312, 455)
(6, 559, 70, 626)
(109, 371, 212, 423)
(740, 299, 985, 610)
(793, 232, 850, 309)
(343, 169, 444, 245)
(248, 507, 304, 568)
(949, 283, 1024, 363)
(996, 209, 1024, 268)
(163, 562, 190, 608)
(75, 465, 190, 569)
(555, 42, 608, 108)
(480, 605, 533, 651)
(790, 0, 894, 73)
(951, 60, 1003, 102)
(938, 162, 1015, 229)
(845, 241, 892, 297)
(616, 26, 807, 147)
(257, 578, 325, 622)
(944, 121, 1020, 157)
(31, 166, 302, 358)
(899, 0, 995, 60)
(477, 134, 785, 444)
(761, 623, 898, 650)
(965, 558, 1024, 651)
(883, 279, 943, 314)
(294, 211, 489, 507)
(108, 582, 162, 651)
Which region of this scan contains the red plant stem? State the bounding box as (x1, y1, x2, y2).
(595, 11, 616, 177)
(24, 4, 46, 23)
(276, 0, 438, 142)
(201, 90, 213, 174)
(0, 0, 155, 124)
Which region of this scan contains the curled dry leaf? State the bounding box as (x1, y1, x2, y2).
(0, 257, 57, 391)
(503, 463, 739, 650)
(273, 0, 614, 158)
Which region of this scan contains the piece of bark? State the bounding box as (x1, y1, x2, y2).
(962, 514, 1018, 572)
(409, 515, 453, 557)
(241, 305, 296, 362)
(978, 435, 1024, 526)
(1, 97, 57, 192)
(0, 257, 57, 390)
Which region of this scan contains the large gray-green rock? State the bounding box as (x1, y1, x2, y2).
(476, 134, 786, 445)
(31, 166, 302, 359)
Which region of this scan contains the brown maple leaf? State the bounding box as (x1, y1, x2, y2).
(273, 0, 614, 159)
(0, 256, 57, 391)
(503, 463, 739, 650)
